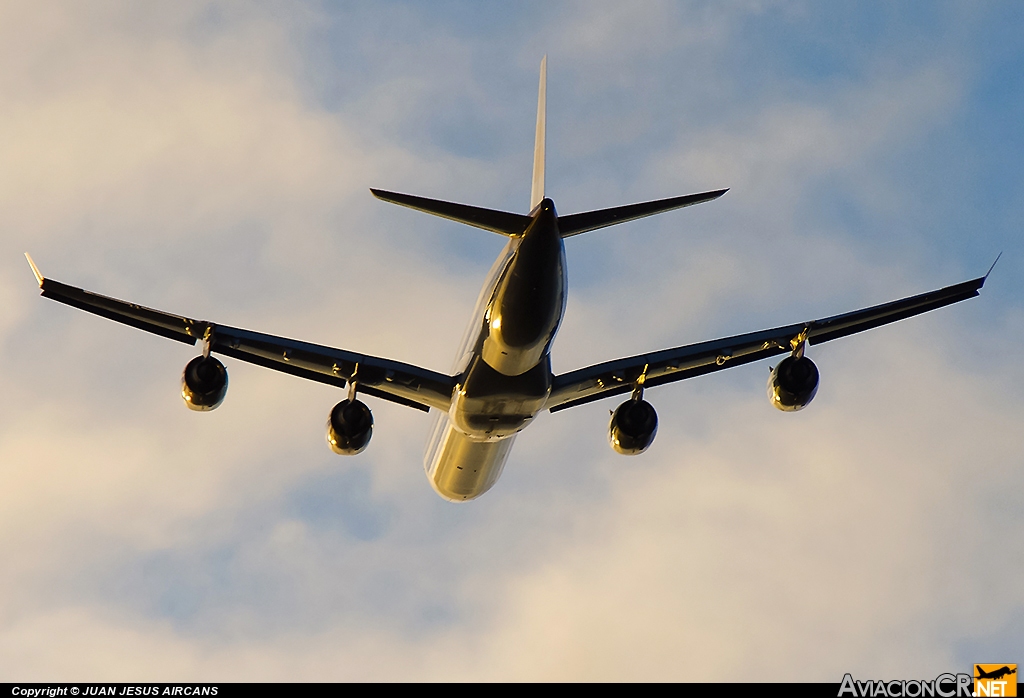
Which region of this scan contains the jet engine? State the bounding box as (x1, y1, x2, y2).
(327, 399, 373, 455)
(767, 355, 819, 411)
(609, 398, 658, 455)
(181, 355, 228, 411)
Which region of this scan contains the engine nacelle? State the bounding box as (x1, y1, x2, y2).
(768, 355, 819, 411)
(181, 355, 228, 411)
(609, 398, 658, 455)
(327, 399, 373, 455)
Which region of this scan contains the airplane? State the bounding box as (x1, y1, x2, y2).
(26, 58, 992, 502)
(975, 666, 1017, 681)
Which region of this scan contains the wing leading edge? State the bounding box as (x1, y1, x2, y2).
(27, 255, 455, 412)
(547, 274, 987, 412)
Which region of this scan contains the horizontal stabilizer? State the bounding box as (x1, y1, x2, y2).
(371, 189, 531, 237)
(558, 188, 728, 238)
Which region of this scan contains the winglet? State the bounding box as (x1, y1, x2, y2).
(25, 253, 44, 287)
(984, 251, 1002, 283)
(530, 56, 547, 212)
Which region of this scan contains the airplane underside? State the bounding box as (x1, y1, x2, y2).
(425, 411, 516, 501)
(24, 56, 990, 503)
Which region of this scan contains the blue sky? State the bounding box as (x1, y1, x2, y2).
(0, 0, 1022, 680)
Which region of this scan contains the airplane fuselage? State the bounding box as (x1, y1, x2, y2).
(425, 199, 566, 501)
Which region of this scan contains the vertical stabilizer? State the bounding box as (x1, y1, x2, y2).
(530, 56, 547, 211)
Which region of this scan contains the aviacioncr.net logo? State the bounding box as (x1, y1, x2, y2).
(973, 665, 1017, 697)
(839, 673, 973, 697)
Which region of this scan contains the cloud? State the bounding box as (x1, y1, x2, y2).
(1, 0, 1021, 682)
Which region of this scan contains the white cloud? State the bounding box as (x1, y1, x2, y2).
(0, 0, 1020, 682)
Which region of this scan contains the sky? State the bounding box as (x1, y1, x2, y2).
(1, 0, 1022, 682)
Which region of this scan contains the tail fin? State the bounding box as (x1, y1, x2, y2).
(530, 56, 547, 211)
(371, 58, 728, 240)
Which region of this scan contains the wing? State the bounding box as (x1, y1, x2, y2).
(547, 274, 987, 412)
(26, 256, 454, 412)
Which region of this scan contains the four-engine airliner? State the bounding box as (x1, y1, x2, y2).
(27, 58, 991, 501)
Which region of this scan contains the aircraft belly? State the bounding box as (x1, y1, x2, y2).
(424, 412, 515, 502)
